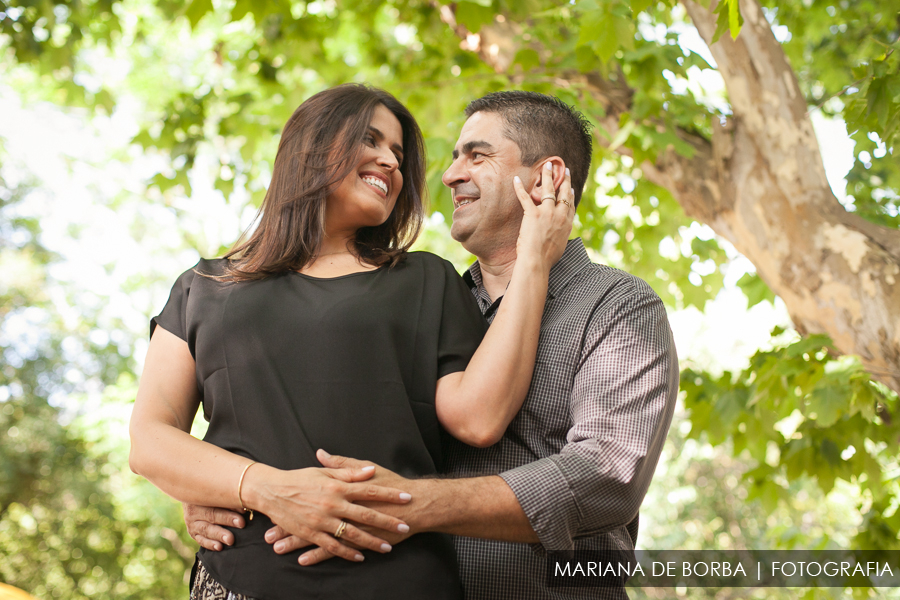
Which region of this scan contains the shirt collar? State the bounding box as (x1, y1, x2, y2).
(464, 238, 591, 299)
(547, 238, 592, 298)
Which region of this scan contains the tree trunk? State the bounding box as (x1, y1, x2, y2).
(441, 0, 900, 393)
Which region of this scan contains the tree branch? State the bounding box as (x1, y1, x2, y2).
(438, 0, 900, 393)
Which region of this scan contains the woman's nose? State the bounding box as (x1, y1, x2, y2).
(376, 148, 399, 171)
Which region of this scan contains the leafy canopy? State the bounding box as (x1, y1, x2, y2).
(1, 3, 899, 593)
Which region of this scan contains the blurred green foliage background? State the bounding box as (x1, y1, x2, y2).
(1, 0, 898, 598)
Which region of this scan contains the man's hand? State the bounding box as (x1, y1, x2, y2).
(316, 449, 407, 488)
(183, 504, 246, 551)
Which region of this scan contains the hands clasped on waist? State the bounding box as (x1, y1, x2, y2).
(184, 456, 412, 564)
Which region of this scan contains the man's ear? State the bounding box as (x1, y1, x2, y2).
(528, 157, 567, 204)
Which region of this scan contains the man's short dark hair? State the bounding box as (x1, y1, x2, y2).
(465, 91, 593, 205)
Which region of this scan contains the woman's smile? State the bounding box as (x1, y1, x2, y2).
(360, 171, 390, 196)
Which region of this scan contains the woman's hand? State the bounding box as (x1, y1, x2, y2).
(242, 462, 413, 562)
(264, 450, 415, 566)
(433, 163, 575, 447)
(264, 521, 411, 565)
(513, 161, 576, 273)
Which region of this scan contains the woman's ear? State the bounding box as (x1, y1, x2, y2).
(528, 157, 567, 204)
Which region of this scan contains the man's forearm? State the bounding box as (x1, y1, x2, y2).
(403, 475, 539, 544)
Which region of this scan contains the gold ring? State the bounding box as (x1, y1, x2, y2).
(334, 520, 348, 539)
(561, 199, 570, 207)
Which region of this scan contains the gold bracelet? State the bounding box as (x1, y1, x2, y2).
(238, 461, 257, 521)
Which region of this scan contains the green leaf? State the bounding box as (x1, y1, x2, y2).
(851, 64, 870, 81)
(608, 119, 636, 151)
(575, 44, 599, 73)
(94, 89, 116, 113)
(711, 0, 743, 44)
(631, 0, 653, 14)
(736, 272, 776, 307)
(727, 0, 741, 40)
(783, 334, 831, 359)
(231, 0, 255, 22)
(184, 0, 214, 29)
(866, 76, 891, 128)
(513, 48, 541, 72)
(613, 14, 636, 52)
(132, 129, 155, 148)
(455, 1, 495, 32)
(578, 10, 606, 49)
(577, 5, 634, 63)
(808, 383, 849, 427)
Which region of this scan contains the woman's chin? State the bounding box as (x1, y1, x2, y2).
(354, 206, 396, 229)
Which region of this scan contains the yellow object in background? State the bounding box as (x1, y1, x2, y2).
(0, 583, 39, 600)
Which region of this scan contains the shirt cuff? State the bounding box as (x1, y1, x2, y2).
(499, 457, 580, 552)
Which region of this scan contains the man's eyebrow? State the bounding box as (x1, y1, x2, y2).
(451, 140, 495, 160)
(368, 126, 404, 157)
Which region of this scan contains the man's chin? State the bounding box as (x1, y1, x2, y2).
(449, 221, 472, 245)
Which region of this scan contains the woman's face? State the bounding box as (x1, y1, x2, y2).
(325, 104, 405, 235)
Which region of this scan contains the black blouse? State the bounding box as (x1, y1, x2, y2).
(151, 252, 487, 600)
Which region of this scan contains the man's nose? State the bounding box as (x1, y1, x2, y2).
(442, 157, 468, 188)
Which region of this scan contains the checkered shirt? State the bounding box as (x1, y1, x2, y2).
(445, 238, 679, 600)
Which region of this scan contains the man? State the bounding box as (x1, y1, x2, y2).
(185, 91, 678, 599)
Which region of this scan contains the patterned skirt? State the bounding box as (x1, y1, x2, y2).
(190, 560, 256, 600)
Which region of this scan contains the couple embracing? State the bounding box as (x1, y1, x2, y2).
(129, 84, 678, 600)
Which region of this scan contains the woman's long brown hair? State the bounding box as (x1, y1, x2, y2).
(220, 84, 426, 281)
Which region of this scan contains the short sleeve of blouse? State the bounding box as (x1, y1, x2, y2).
(436, 259, 487, 379)
(150, 265, 198, 342)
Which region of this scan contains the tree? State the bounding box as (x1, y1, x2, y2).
(0, 163, 195, 597)
(1, 0, 898, 577)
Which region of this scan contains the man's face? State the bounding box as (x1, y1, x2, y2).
(442, 111, 529, 258)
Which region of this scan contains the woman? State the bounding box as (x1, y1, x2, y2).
(129, 84, 574, 599)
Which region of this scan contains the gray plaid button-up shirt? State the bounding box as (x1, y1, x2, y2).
(446, 238, 678, 600)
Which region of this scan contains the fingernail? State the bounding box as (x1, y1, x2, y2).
(545, 162, 552, 170)
(399, 492, 412, 501)
(319, 449, 331, 458)
(513, 175, 521, 183)
(265, 531, 274, 541)
(397, 523, 410, 533)
(299, 556, 310, 566)
(214, 543, 221, 551)
(355, 553, 365, 562)
(380, 543, 392, 552)
(566, 167, 570, 176)
(234, 518, 241, 527)
(361, 465, 375, 472)
(274, 542, 284, 552)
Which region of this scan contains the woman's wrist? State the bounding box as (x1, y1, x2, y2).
(511, 253, 550, 283)
(239, 462, 279, 515)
